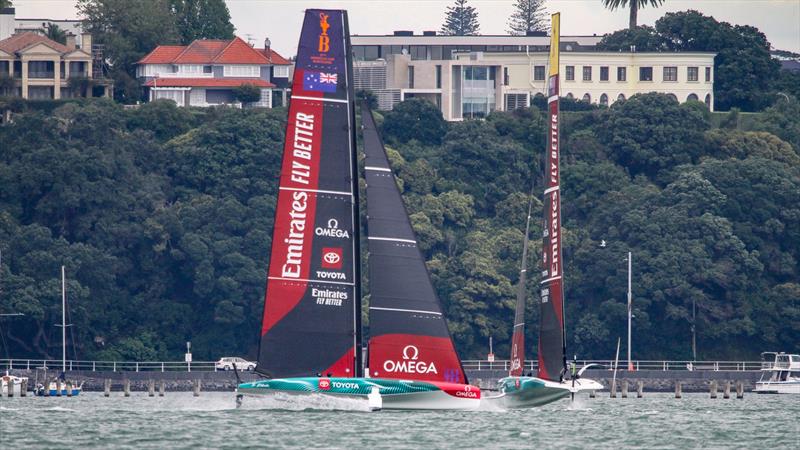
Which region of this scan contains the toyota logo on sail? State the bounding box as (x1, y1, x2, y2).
(382, 345, 438, 375)
(321, 247, 343, 269)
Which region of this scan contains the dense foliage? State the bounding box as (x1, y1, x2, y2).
(0, 94, 798, 363)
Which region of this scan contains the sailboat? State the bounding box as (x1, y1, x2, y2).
(35, 265, 83, 396)
(489, 13, 601, 408)
(236, 9, 480, 410)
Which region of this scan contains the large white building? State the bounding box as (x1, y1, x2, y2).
(352, 32, 715, 120)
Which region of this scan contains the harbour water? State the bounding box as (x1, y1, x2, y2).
(1, 392, 798, 449)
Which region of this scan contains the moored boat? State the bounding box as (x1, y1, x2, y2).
(34, 379, 83, 397)
(754, 352, 800, 394)
(1, 371, 28, 396)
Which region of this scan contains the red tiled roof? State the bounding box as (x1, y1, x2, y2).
(138, 45, 185, 64)
(0, 31, 71, 54)
(143, 78, 275, 88)
(175, 40, 230, 64)
(260, 48, 291, 65)
(212, 37, 270, 64)
(138, 36, 283, 65)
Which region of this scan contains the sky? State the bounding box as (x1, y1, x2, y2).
(10, 0, 800, 56)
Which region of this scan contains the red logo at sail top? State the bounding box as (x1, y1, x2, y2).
(321, 247, 343, 269)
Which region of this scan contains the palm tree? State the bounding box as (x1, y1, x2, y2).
(602, 0, 664, 30)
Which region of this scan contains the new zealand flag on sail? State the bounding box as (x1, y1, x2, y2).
(303, 71, 338, 93)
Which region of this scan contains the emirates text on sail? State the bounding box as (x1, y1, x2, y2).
(281, 112, 317, 278)
(549, 113, 560, 278)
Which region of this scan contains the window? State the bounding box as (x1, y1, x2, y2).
(28, 61, 54, 78)
(687, 93, 698, 101)
(666, 93, 678, 102)
(617, 93, 626, 102)
(203, 65, 213, 74)
(434, 65, 442, 88)
(565, 66, 574, 81)
(69, 61, 86, 78)
(223, 65, 260, 77)
(505, 93, 527, 111)
(600, 93, 608, 106)
(410, 45, 427, 61)
(273, 65, 290, 78)
(503, 67, 509, 86)
(639, 67, 653, 81)
(582, 93, 591, 103)
(687, 66, 698, 82)
(408, 66, 414, 88)
(28, 86, 54, 99)
(460, 65, 497, 119)
(617, 66, 626, 81)
(663, 66, 677, 82)
(600, 66, 609, 81)
(705, 93, 711, 107)
(533, 65, 545, 81)
(565, 93, 574, 99)
(430, 46, 443, 60)
(705, 67, 711, 82)
(582, 66, 592, 81)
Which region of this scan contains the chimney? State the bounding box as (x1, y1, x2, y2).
(80, 32, 92, 51)
(264, 37, 271, 53)
(422, 31, 436, 36)
(65, 33, 76, 49)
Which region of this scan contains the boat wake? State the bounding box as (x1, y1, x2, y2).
(238, 392, 373, 412)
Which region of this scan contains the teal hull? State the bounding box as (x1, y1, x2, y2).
(493, 376, 570, 408)
(238, 377, 481, 410)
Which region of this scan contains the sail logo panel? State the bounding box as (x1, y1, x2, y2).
(257, 9, 358, 378)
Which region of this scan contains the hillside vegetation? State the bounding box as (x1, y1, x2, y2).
(0, 95, 798, 362)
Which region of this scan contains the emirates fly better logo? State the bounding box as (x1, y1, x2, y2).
(321, 247, 343, 269)
(382, 345, 438, 375)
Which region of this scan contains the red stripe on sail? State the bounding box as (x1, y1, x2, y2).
(368, 334, 465, 384)
(260, 70, 324, 336)
(322, 347, 355, 377)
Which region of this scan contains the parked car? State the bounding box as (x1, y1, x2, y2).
(215, 357, 256, 371)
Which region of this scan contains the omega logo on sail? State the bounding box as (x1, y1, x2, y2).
(382, 345, 438, 375)
(316, 218, 350, 238)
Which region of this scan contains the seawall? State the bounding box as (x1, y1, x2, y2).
(7, 368, 762, 392)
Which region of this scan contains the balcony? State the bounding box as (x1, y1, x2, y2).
(28, 71, 55, 79)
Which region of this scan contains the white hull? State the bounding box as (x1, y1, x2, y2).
(486, 376, 604, 408)
(754, 381, 800, 394)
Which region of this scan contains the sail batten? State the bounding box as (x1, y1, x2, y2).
(538, 12, 568, 382)
(256, 9, 360, 379)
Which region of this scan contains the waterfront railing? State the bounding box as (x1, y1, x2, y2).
(1, 358, 761, 372)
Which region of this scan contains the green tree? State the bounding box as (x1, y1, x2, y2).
(233, 84, 262, 107)
(597, 92, 710, 178)
(382, 98, 447, 146)
(597, 25, 666, 51)
(507, 0, 548, 35)
(440, 0, 480, 36)
(601, 0, 664, 30)
(168, 0, 235, 44)
(753, 95, 800, 151)
(78, 0, 180, 103)
(45, 24, 68, 44)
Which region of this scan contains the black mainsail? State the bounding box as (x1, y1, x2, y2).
(361, 104, 467, 384)
(256, 9, 361, 378)
(509, 193, 535, 377)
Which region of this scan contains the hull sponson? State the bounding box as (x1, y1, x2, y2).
(257, 9, 359, 378)
(238, 377, 480, 410)
(488, 376, 603, 408)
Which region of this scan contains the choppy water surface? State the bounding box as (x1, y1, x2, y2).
(1, 392, 798, 449)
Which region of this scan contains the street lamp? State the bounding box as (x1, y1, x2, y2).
(600, 242, 634, 371)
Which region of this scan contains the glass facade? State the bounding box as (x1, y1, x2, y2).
(462, 66, 496, 118)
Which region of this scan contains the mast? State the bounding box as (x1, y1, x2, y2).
(362, 103, 467, 384)
(61, 265, 66, 373)
(538, 12, 567, 382)
(343, 13, 363, 378)
(255, 9, 359, 378)
(509, 190, 535, 377)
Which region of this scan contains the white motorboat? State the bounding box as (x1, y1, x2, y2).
(754, 352, 800, 394)
(1, 371, 29, 395)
